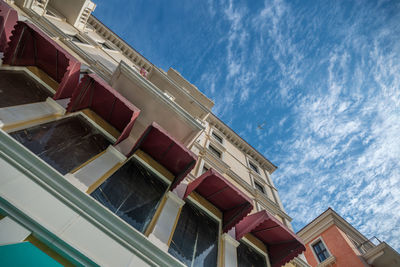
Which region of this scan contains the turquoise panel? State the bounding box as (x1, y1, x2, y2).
(0, 242, 62, 267)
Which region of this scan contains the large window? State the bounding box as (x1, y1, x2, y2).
(249, 161, 259, 174)
(168, 201, 219, 267)
(237, 241, 267, 267)
(254, 181, 265, 194)
(312, 240, 330, 263)
(91, 157, 168, 233)
(211, 131, 223, 144)
(208, 144, 221, 158)
(10, 115, 111, 174)
(0, 70, 53, 108)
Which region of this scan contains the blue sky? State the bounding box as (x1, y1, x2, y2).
(94, 0, 400, 250)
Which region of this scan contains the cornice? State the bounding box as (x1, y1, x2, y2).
(88, 15, 152, 72)
(297, 208, 370, 245)
(207, 115, 277, 174)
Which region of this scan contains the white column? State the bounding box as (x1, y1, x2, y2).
(65, 145, 126, 192)
(0, 217, 31, 245)
(148, 191, 185, 252)
(0, 97, 65, 131)
(222, 233, 240, 267)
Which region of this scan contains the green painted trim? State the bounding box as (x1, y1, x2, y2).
(0, 129, 185, 267)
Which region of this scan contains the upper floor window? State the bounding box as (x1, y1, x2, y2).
(202, 165, 209, 174)
(249, 161, 259, 174)
(312, 240, 330, 263)
(254, 181, 265, 194)
(208, 144, 222, 158)
(211, 131, 223, 144)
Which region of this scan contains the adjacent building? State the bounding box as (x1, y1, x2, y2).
(0, 0, 309, 266)
(297, 208, 400, 267)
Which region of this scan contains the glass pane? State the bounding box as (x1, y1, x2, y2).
(10, 115, 111, 174)
(0, 70, 52, 108)
(313, 242, 322, 253)
(237, 241, 267, 267)
(168, 202, 219, 267)
(91, 157, 168, 233)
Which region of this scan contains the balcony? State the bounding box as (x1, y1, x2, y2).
(358, 236, 400, 267)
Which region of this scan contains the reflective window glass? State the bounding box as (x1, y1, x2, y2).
(237, 241, 267, 267)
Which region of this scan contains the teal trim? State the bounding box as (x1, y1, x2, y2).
(0, 129, 185, 267)
(0, 242, 61, 267)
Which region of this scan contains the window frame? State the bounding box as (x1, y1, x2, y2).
(238, 236, 270, 267)
(208, 144, 222, 159)
(310, 237, 332, 263)
(211, 130, 223, 144)
(254, 180, 265, 194)
(169, 196, 222, 267)
(248, 160, 260, 174)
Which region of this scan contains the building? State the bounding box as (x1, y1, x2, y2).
(0, 0, 309, 266)
(297, 208, 400, 267)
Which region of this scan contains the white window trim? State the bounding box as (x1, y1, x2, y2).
(210, 129, 224, 145)
(310, 236, 332, 263)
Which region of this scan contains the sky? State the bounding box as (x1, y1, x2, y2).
(93, 0, 400, 250)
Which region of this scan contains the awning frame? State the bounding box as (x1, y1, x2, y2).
(3, 21, 81, 99)
(183, 168, 253, 233)
(67, 73, 140, 146)
(235, 210, 305, 267)
(129, 122, 197, 190)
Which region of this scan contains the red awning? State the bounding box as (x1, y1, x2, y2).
(67, 73, 140, 145)
(235, 210, 305, 267)
(3, 21, 80, 99)
(129, 122, 197, 190)
(183, 169, 253, 233)
(0, 0, 18, 52)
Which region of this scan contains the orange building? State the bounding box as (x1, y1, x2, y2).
(297, 208, 400, 267)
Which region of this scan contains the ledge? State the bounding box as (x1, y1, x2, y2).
(0, 129, 185, 267)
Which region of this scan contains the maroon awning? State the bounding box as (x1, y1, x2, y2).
(67, 73, 140, 145)
(129, 122, 197, 190)
(183, 169, 253, 233)
(0, 0, 18, 52)
(3, 21, 80, 99)
(235, 210, 305, 267)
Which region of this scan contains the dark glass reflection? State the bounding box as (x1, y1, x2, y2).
(91, 158, 168, 233)
(168, 202, 219, 267)
(237, 240, 267, 267)
(10, 115, 111, 174)
(0, 70, 52, 108)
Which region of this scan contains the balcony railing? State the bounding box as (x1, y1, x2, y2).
(357, 236, 382, 254)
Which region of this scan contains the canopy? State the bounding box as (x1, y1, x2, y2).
(129, 122, 197, 190)
(67, 73, 140, 145)
(0, 0, 17, 52)
(3, 21, 80, 99)
(184, 168, 253, 233)
(235, 210, 305, 267)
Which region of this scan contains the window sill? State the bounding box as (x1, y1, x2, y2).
(317, 255, 336, 267)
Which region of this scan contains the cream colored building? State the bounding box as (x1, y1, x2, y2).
(0, 0, 309, 266)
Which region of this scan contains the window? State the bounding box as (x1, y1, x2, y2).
(10, 115, 111, 174)
(312, 240, 330, 263)
(0, 70, 53, 108)
(211, 131, 223, 144)
(100, 41, 114, 50)
(208, 144, 221, 158)
(168, 201, 219, 267)
(70, 34, 87, 44)
(237, 241, 267, 267)
(249, 161, 259, 174)
(254, 181, 265, 194)
(202, 165, 209, 174)
(91, 157, 168, 233)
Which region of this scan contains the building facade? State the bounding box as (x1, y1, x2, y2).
(297, 208, 400, 267)
(0, 0, 309, 266)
